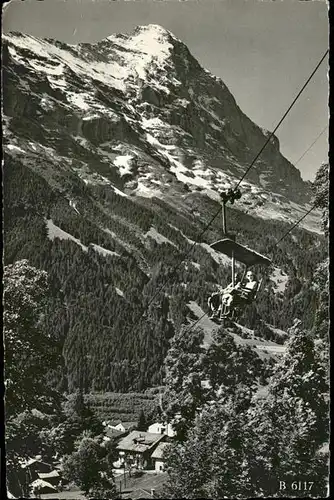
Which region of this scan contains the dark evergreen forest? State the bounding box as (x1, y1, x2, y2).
(4, 154, 327, 393)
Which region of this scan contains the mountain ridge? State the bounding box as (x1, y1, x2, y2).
(3, 25, 320, 235)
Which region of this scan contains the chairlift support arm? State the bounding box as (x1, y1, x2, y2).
(219, 188, 242, 286)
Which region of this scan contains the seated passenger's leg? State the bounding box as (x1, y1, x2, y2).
(209, 293, 220, 317)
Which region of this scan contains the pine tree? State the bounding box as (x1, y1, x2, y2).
(4, 260, 63, 496)
(270, 319, 328, 428)
(312, 162, 329, 236)
(137, 409, 147, 431)
(203, 327, 263, 403)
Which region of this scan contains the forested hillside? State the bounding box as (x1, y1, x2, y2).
(3, 26, 327, 395)
(4, 152, 327, 393)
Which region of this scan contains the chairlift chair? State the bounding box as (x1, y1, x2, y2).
(208, 188, 272, 322)
(210, 237, 271, 321)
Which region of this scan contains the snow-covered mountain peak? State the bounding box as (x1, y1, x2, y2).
(3, 26, 321, 233)
(107, 23, 173, 49)
(109, 23, 175, 42)
(103, 24, 174, 83)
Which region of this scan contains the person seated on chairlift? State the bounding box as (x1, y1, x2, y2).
(208, 273, 243, 318)
(222, 270, 258, 313)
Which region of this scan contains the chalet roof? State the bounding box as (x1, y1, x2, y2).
(109, 420, 137, 430)
(108, 420, 121, 427)
(148, 421, 166, 428)
(119, 421, 137, 430)
(105, 427, 125, 438)
(20, 456, 51, 470)
(117, 431, 165, 454)
(151, 442, 170, 460)
(38, 470, 60, 480)
(30, 479, 57, 492)
(124, 487, 153, 499)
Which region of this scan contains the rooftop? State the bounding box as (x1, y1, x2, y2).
(38, 470, 60, 480)
(118, 421, 137, 430)
(109, 420, 137, 430)
(117, 431, 165, 453)
(151, 442, 171, 460)
(30, 479, 57, 492)
(117, 470, 167, 499)
(105, 427, 125, 438)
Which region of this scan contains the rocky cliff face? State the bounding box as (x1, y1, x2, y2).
(3, 24, 318, 230)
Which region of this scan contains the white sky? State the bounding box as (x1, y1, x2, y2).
(2, 0, 329, 181)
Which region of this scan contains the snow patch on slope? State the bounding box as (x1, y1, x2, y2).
(5, 144, 26, 154)
(114, 155, 133, 177)
(134, 178, 162, 198)
(4, 33, 129, 92)
(91, 243, 120, 258)
(46, 219, 88, 251)
(110, 184, 128, 198)
(115, 287, 125, 297)
(144, 227, 178, 248)
(169, 224, 230, 266)
(67, 92, 91, 111)
(108, 25, 173, 84)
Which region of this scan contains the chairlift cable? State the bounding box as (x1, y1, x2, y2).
(268, 203, 318, 249)
(187, 312, 208, 333)
(294, 125, 328, 167)
(132, 49, 328, 324)
(181, 312, 208, 338)
(232, 49, 328, 191)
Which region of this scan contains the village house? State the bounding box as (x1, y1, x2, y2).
(107, 420, 137, 433)
(151, 442, 171, 473)
(116, 431, 166, 470)
(20, 456, 53, 483)
(37, 470, 61, 487)
(8, 456, 54, 498)
(148, 421, 176, 438)
(30, 478, 57, 495)
(103, 426, 125, 443)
